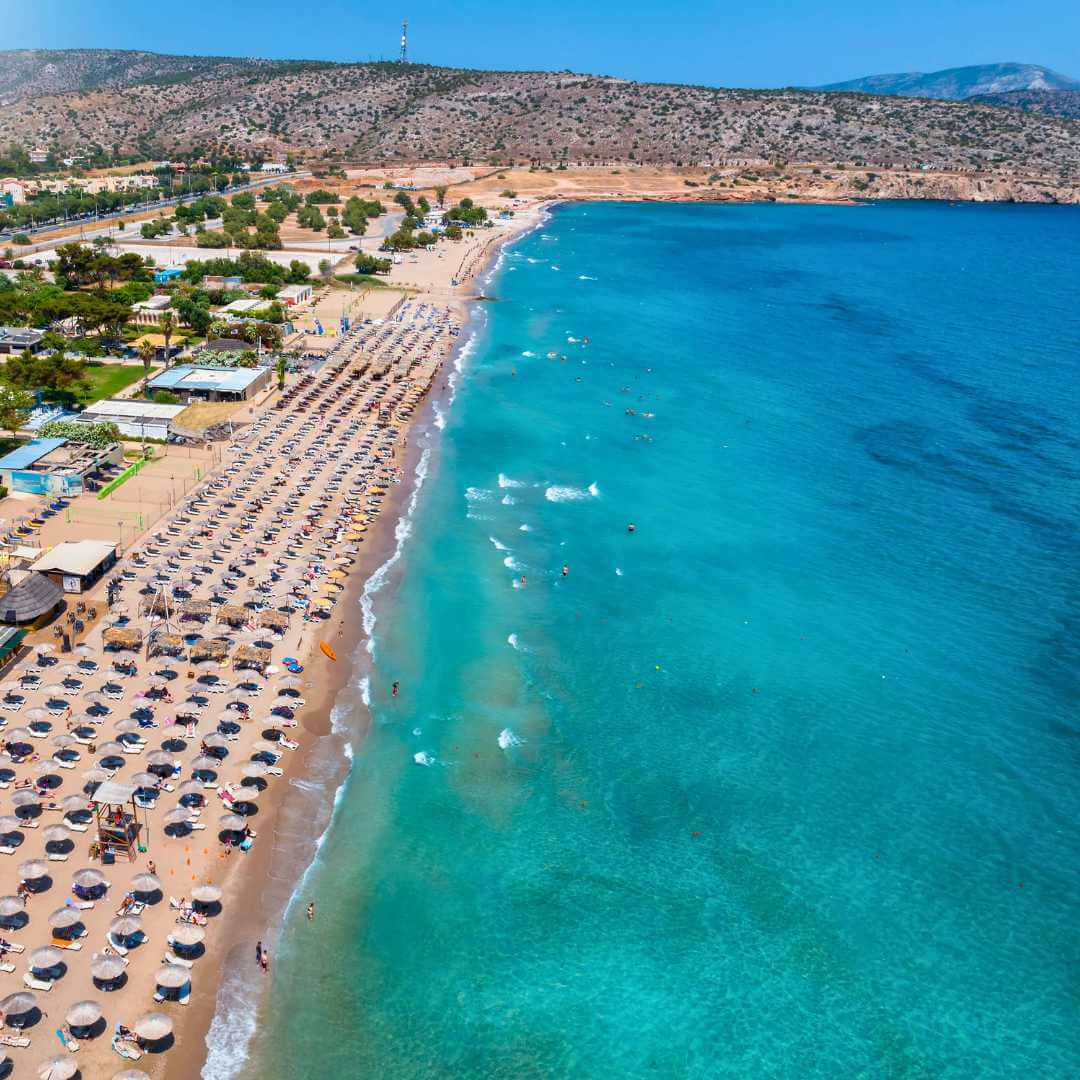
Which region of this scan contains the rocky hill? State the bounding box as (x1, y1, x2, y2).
(0, 48, 329, 101)
(971, 88, 1080, 120)
(818, 63, 1079, 100)
(0, 51, 1078, 180)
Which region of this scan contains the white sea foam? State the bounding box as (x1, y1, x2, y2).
(414, 751, 435, 766)
(503, 555, 523, 571)
(501, 494, 515, 505)
(361, 447, 432, 658)
(465, 486, 492, 502)
(432, 403, 447, 430)
(544, 484, 598, 502)
(521, 350, 536, 358)
(498, 473, 526, 488)
(579, 274, 597, 281)
(489, 536, 509, 552)
(519, 524, 532, 532)
(615, 567, 624, 577)
(358, 676, 371, 707)
(507, 633, 520, 650)
(498, 727, 525, 749)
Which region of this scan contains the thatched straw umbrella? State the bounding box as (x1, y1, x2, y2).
(130, 873, 162, 897)
(191, 883, 222, 905)
(18, 859, 48, 881)
(90, 955, 126, 983)
(169, 923, 205, 947)
(29, 945, 63, 972)
(65, 999, 102, 1030)
(47, 907, 81, 930)
(109, 915, 143, 941)
(36, 1053, 78, 1079)
(0, 989, 36, 1023)
(133, 1012, 174, 1040)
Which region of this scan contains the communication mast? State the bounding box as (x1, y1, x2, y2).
(399, 20, 408, 64)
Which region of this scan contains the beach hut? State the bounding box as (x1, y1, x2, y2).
(233, 643, 271, 672)
(103, 627, 143, 653)
(0, 573, 63, 626)
(92, 780, 141, 863)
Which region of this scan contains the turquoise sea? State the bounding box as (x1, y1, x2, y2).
(234, 202, 1080, 1079)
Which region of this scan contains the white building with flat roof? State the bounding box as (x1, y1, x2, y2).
(76, 399, 187, 441)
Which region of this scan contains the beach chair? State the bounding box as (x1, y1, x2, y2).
(0, 960, 12, 973)
(56, 1028, 79, 1052)
(164, 950, 193, 969)
(0, 1034, 30, 1048)
(51, 938, 83, 951)
(105, 933, 129, 956)
(112, 1036, 141, 1060)
(47, 852, 69, 862)
(68, 898, 94, 911)
(1, 942, 24, 954)
(23, 973, 53, 991)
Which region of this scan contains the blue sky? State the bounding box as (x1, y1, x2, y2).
(5, 0, 1080, 88)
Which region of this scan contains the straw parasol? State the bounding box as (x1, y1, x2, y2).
(29, 945, 63, 971)
(241, 761, 269, 779)
(169, 923, 205, 947)
(37, 1055, 78, 1079)
(65, 999, 102, 1028)
(63, 795, 92, 814)
(0, 896, 24, 917)
(191, 883, 222, 904)
(164, 808, 196, 828)
(47, 907, 81, 929)
(0, 989, 36, 1018)
(219, 813, 246, 832)
(177, 780, 205, 798)
(103, 626, 143, 651)
(153, 965, 189, 989)
(134, 1012, 174, 1040)
(130, 872, 162, 895)
(43, 824, 72, 845)
(17, 859, 48, 880)
(110, 915, 142, 939)
(90, 955, 126, 981)
(72, 868, 107, 890)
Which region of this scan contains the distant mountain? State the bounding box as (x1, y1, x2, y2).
(818, 63, 1080, 100)
(971, 88, 1080, 120)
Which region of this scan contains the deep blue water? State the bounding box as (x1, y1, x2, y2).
(247, 202, 1080, 1079)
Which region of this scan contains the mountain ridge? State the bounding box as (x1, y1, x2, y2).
(818, 62, 1080, 100)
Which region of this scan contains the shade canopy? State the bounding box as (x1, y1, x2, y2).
(154, 964, 190, 989)
(134, 1012, 174, 1040)
(170, 923, 205, 946)
(37, 1054, 78, 1079)
(29, 945, 63, 970)
(91, 955, 126, 981)
(0, 990, 36, 1015)
(65, 999, 102, 1027)
(47, 907, 81, 929)
(72, 868, 107, 889)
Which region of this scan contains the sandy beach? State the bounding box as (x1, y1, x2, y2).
(0, 200, 545, 1079)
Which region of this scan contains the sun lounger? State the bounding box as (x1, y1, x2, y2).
(65, 821, 89, 832)
(1, 942, 24, 954)
(51, 938, 83, 950)
(0, 961, 13, 973)
(68, 899, 94, 910)
(0, 846, 15, 856)
(0, 1034, 30, 1048)
(57, 1029, 79, 1052)
(23, 973, 53, 991)
(47, 852, 69, 862)
(106, 934, 128, 956)
(112, 1036, 141, 1060)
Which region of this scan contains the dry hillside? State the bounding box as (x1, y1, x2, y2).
(1, 50, 1078, 178)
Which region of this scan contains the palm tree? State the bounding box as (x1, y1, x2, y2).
(160, 311, 176, 368)
(138, 339, 155, 394)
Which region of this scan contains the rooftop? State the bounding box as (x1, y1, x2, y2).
(0, 326, 45, 347)
(0, 437, 67, 471)
(148, 364, 268, 393)
(30, 540, 117, 577)
(79, 399, 187, 422)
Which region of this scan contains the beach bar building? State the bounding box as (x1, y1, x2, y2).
(76, 399, 187, 441)
(30, 540, 118, 594)
(147, 364, 271, 403)
(0, 437, 122, 496)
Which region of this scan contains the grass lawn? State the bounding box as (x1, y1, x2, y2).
(75, 363, 155, 404)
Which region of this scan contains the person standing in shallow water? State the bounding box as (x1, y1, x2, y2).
(256, 940, 263, 969)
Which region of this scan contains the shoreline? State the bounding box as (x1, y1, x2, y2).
(158, 210, 542, 1080)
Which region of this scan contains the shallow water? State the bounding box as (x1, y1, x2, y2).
(240, 201, 1080, 1079)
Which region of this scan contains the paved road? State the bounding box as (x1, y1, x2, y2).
(0, 171, 312, 249)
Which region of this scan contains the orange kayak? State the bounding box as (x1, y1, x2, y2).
(320, 642, 337, 662)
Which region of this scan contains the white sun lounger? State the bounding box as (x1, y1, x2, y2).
(23, 973, 53, 991)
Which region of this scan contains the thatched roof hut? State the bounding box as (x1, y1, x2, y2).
(233, 643, 271, 670)
(103, 626, 143, 651)
(148, 632, 185, 658)
(216, 604, 248, 627)
(0, 573, 63, 626)
(191, 637, 230, 661)
(180, 600, 212, 622)
(257, 610, 289, 630)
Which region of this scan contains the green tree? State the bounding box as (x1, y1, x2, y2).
(276, 354, 287, 391)
(0, 384, 34, 438)
(160, 311, 176, 368)
(138, 339, 156, 393)
(435, 185, 447, 206)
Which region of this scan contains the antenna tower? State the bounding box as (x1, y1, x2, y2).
(399, 20, 408, 64)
